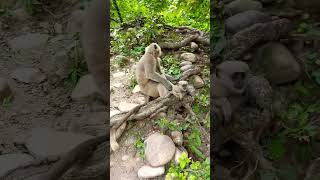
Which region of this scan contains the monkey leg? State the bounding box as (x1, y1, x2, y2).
(140, 81, 161, 97)
(214, 98, 233, 123)
(157, 83, 169, 97)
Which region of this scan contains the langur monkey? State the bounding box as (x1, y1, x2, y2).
(136, 43, 181, 99)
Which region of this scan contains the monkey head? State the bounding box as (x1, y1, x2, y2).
(145, 43, 162, 58)
(215, 61, 250, 95)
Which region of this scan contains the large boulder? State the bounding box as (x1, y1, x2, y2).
(226, 10, 271, 34)
(225, 0, 263, 15)
(255, 42, 301, 85)
(145, 132, 176, 167)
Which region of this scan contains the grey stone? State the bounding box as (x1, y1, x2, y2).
(8, 33, 49, 51)
(190, 42, 199, 51)
(226, 0, 262, 15)
(180, 53, 197, 62)
(226, 10, 271, 34)
(145, 132, 176, 167)
(25, 127, 93, 158)
(171, 131, 183, 146)
(190, 75, 205, 88)
(180, 64, 194, 72)
(138, 165, 165, 179)
(180, 61, 192, 67)
(71, 74, 103, 102)
(256, 42, 301, 85)
(11, 67, 46, 83)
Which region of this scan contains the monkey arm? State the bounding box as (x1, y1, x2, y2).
(145, 59, 173, 91)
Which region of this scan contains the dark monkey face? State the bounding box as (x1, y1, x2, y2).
(231, 72, 246, 89)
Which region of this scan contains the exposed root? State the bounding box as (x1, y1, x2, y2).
(159, 35, 199, 50)
(181, 67, 202, 80)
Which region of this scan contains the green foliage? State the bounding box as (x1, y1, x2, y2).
(297, 22, 312, 33)
(187, 127, 205, 159)
(162, 55, 181, 78)
(2, 96, 13, 107)
(280, 103, 319, 142)
(192, 84, 210, 114)
(166, 153, 210, 180)
(65, 33, 88, 87)
(111, 0, 209, 56)
(128, 75, 137, 92)
(111, 0, 209, 31)
(266, 135, 286, 160)
(155, 118, 189, 132)
(135, 137, 145, 158)
(210, 1, 224, 43)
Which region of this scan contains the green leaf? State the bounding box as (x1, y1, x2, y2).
(267, 136, 286, 160)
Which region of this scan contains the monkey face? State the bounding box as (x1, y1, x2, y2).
(145, 43, 162, 58)
(215, 61, 250, 94)
(231, 72, 247, 89)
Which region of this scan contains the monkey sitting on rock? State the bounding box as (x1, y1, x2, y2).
(136, 43, 183, 100)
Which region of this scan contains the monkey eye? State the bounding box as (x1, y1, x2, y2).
(154, 44, 157, 49)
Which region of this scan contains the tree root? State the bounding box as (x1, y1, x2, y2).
(159, 34, 209, 50)
(181, 67, 202, 80)
(224, 18, 292, 61)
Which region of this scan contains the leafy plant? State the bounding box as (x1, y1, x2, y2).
(135, 137, 145, 158)
(166, 152, 210, 180)
(2, 96, 13, 107)
(187, 127, 205, 159)
(161, 55, 181, 78)
(65, 33, 88, 87)
(155, 118, 189, 132)
(266, 135, 286, 160)
(128, 75, 137, 92)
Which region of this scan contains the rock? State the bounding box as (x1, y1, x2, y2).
(113, 82, 123, 88)
(0, 78, 12, 102)
(226, 10, 271, 34)
(171, 131, 183, 146)
(12, 8, 31, 21)
(137, 165, 165, 179)
(0, 153, 33, 176)
(118, 102, 139, 112)
(180, 53, 197, 62)
(112, 71, 126, 78)
(180, 61, 192, 67)
(226, 0, 262, 15)
(180, 64, 194, 72)
(190, 75, 204, 88)
(145, 132, 176, 167)
(54, 23, 63, 34)
(25, 127, 93, 158)
(51, 50, 69, 78)
(190, 42, 199, 51)
(110, 110, 121, 118)
(132, 85, 141, 93)
(66, 10, 84, 33)
(71, 74, 102, 102)
(256, 42, 301, 84)
(11, 67, 46, 83)
(8, 33, 49, 51)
